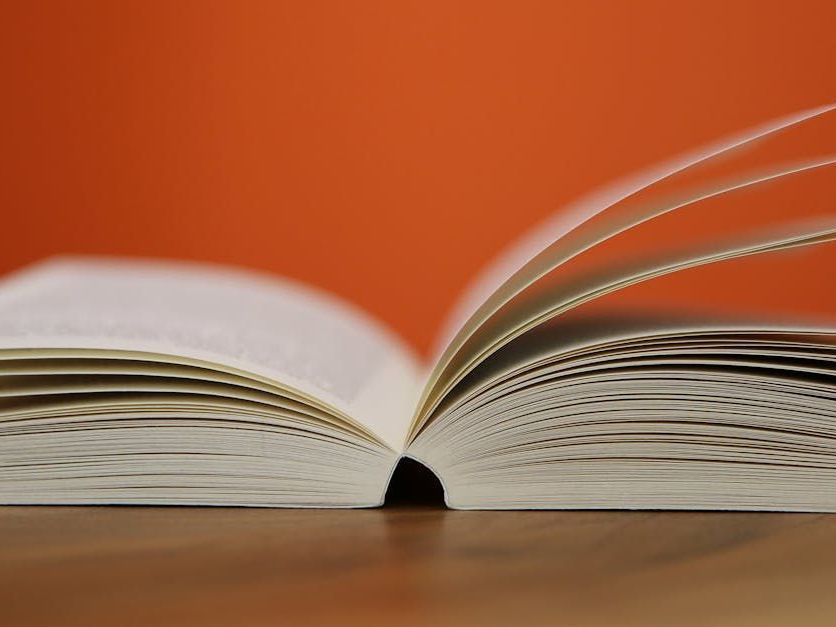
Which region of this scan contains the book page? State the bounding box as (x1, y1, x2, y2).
(439, 310, 836, 419)
(0, 257, 422, 450)
(410, 220, 836, 438)
(431, 104, 835, 359)
(417, 104, 836, 430)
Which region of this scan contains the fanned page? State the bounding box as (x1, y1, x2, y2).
(0, 258, 421, 506)
(415, 104, 836, 432)
(403, 105, 836, 509)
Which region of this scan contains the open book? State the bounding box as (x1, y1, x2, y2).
(2, 105, 836, 510)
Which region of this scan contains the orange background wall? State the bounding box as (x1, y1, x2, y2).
(2, 0, 835, 356)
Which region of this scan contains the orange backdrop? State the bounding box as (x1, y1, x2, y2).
(2, 0, 835, 356)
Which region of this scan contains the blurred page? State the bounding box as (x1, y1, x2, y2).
(432, 105, 835, 359)
(0, 257, 421, 449)
(409, 217, 836, 438)
(417, 105, 836, 425)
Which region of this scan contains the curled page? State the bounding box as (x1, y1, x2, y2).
(0, 257, 422, 449)
(433, 104, 836, 357)
(417, 105, 836, 428)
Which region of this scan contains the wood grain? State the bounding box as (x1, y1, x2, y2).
(2, 506, 836, 626)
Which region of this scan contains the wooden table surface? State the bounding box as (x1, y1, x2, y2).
(3, 505, 836, 626)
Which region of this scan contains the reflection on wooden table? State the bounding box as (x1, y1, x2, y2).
(2, 505, 835, 626)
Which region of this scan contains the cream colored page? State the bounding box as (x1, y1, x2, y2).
(445, 313, 836, 408)
(415, 104, 835, 427)
(409, 221, 836, 435)
(431, 104, 835, 359)
(0, 257, 422, 450)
